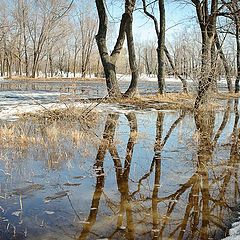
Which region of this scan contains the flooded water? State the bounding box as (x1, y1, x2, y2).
(0, 77, 229, 98)
(0, 91, 239, 239)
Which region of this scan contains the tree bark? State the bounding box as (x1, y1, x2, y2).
(95, 0, 123, 98)
(95, 0, 138, 98)
(236, 20, 240, 93)
(124, 0, 139, 97)
(215, 33, 233, 92)
(193, 0, 218, 109)
(142, 0, 166, 94)
(157, 0, 166, 94)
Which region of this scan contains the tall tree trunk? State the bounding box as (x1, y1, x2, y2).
(142, 0, 166, 94)
(193, 0, 218, 109)
(95, 0, 138, 98)
(49, 52, 54, 77)
(32, 52, 38, 78)
(95, 0, 123, 98)
(195, 33, 214, 108)
(210, 39, 217, 92)
(215, 33, 233, 92)
(0, 57, 4, 77)
(157, 0, 166, 94)
(23, 25, 29, 77)
(236, 22, 240, 93)
(73, 50, 77, 78)
(124, 0, 139, 97)
(44, 56, 48, 78)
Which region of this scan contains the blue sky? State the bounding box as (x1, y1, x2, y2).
(105, 0, 198, 46)
(133, 1, 197, 42)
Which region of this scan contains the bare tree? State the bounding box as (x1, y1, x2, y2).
(77, 7, 97, 78)
(27, 0, 73, 78)
(142, 0, 189, 93)
(220, 0, 240, 93)
(215, 32, 233, 92)
(191, 0, 218, 109)
(95, 0, 139, 98)
(142, 0, 166, 94)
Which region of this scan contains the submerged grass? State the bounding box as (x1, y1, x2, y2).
(0, 107, 101, 158)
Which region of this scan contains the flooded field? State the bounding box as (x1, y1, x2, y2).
(0, 79, 239, 240)
(0, 77, 229, 98)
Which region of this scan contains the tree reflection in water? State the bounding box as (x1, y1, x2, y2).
(79, 100, 240, 240)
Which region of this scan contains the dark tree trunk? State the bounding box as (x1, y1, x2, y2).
(215, 33, 233, 92)
(23, 31, 29, 77)
(0, 57, 4, 77)
(157, 0, 166, 94)
(95, 0, 127, 98)
(44, 57, 48, 78)
(32, 51, 38, 78)
(49, 52, 54, 77)
(210, 39, 218, 92)
(223, 0, 240, 93)
(124, 0, 139, 97)
(95, 0, 138, 98)
(142, 0, 166, 94)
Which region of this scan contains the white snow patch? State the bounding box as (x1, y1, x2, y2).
(0, 98, 149, 121)
(116, 74, 195, 83)
(116, 74, 232, 85)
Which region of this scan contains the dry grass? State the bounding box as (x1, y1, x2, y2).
(101, 93, 195, 111)
(213, 92, 240, 99)
(0, 107, 101, 162)
(102, 91, 238, 112)
(21, 107, 97, 124)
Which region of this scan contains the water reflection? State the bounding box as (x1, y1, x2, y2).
(0, 100, 239, 239)
(77, 101, 239, 240)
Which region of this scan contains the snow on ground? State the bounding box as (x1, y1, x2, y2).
(222, 213, 240, 240)
(0, 90, 149, 121)
(116, 74, 195, 82)
(0, 101, 146, 121)
(0, 91, 67, 121)
(116, 73, 233, 85)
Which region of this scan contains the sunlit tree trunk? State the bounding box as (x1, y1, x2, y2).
(192, 0, 218, 109)
(236, 21, 240, 93)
